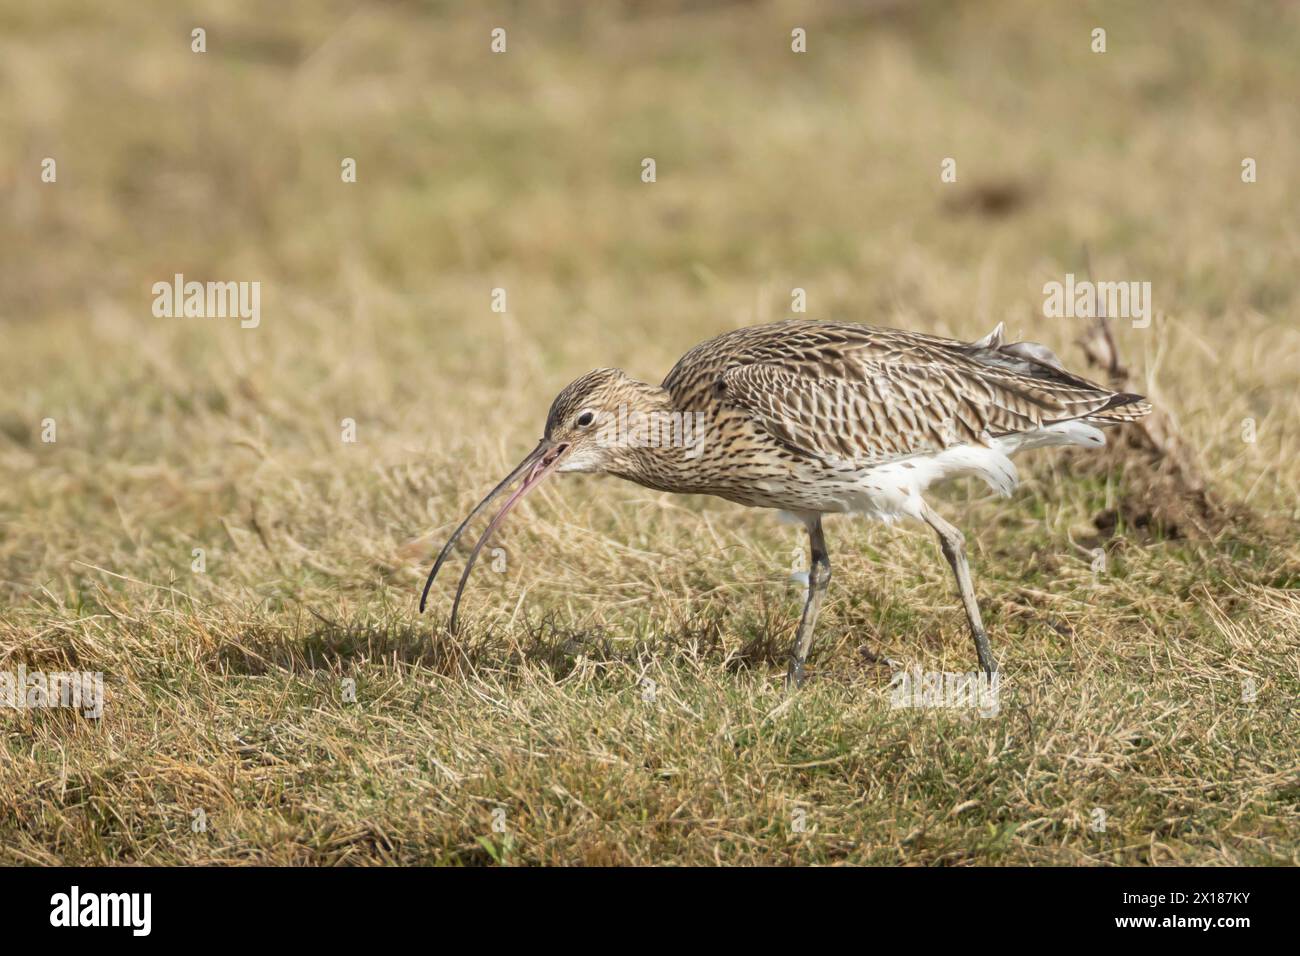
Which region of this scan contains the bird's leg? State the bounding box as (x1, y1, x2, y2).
(785, 516, 831, 690)
(920, 503, 999, 676)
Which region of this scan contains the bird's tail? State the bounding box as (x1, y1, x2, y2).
(966, 321, 1152, 428)
(1081, 391, 1152, 426)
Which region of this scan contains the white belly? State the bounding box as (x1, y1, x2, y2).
(840, 421, 1106, 524)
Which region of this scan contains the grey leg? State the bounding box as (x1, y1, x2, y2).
(920, 503, 998, 676)
(786, 515, 831, 690)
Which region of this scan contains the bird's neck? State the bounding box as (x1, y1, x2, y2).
(600, 389, 711, 492)
(609, 441, 701, 493)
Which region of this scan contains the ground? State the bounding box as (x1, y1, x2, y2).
(0, 0, 1297, 864)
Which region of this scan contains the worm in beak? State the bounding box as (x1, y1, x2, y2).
(419, 440, 570, 631)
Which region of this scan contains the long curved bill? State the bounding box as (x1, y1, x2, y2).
(419, 440, 570, 632)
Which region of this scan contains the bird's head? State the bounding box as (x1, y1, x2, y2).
(419, 368, 670, 626)
(542, 367, 673, 473)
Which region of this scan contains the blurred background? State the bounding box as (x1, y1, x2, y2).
(5, 0, 1300, 625)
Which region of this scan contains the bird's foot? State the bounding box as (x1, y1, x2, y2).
(973, 629, 999, 676)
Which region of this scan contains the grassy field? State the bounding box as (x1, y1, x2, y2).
(1, 0, 1297, 865)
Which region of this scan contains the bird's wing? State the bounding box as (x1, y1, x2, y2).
(719, 351, 1130, 466)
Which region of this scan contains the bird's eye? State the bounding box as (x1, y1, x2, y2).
(575, 410, 595, 428)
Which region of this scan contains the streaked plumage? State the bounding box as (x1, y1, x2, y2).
(422, 319, 1150, 687)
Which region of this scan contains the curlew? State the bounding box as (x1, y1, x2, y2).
(420, 320, 1150, 687)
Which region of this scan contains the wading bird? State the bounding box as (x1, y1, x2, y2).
(420, 320, 1149, 687)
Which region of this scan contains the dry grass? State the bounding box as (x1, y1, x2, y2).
(1, 0, 1297, 864)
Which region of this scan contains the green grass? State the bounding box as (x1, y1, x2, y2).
(1, 0, 1298, 864)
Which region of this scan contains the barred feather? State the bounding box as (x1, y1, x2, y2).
(662, 320, 1147, 470)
